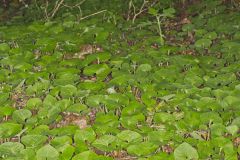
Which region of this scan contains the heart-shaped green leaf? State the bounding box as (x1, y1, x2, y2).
(36, 145, 59, 160)
(174, 142, 199, 160)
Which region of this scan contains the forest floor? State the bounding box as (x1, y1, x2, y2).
(0, 1, 240, 160)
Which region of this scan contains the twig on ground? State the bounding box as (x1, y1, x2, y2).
(41, 0, 105, 21)
(132, 0, 148, 24)
(79, 10, 107, 21)
(128, 0, 158, 24)
(62, 0, 86, 20)
(50, 0, 64, 18)
(44, 0, 49, 20)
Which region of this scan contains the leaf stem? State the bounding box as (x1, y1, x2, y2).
(156, 15, 164, 45)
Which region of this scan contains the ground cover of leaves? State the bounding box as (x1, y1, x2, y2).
(0, 1, 240, 160)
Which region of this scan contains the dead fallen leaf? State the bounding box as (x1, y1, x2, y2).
(11, 91, 29, 109)
(56, 112, 88, 129)
(162, 144, 174, 154)
(234, 137, 240, 147)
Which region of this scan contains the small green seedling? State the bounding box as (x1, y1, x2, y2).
(148, 7, 175, 45)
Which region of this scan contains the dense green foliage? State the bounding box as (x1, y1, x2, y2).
(0, 0, 240, 159)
